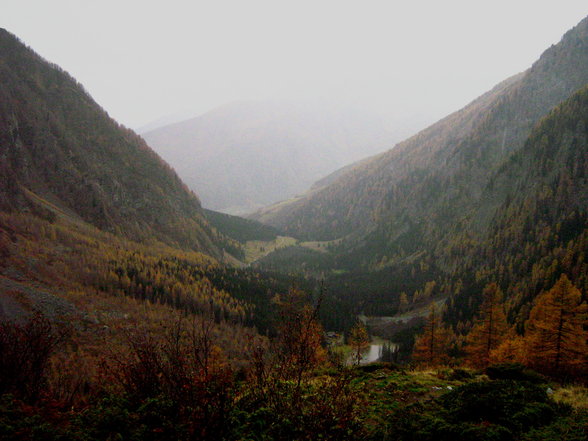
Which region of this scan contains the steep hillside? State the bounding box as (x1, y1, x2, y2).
(143, 101, 392, 215)
(444, 84, 588, 326)
(0, 29, 221, 257)
(252, 84, 588, 337)
(204, 209, 280, 243)
(255, 16, 588, 270)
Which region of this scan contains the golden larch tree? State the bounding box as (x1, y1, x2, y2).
(465, 283, 509, 368)
(489, 334, 526, 365)
(348, 321, 370, 366)
(524, 274, 587, 377)
(412, 303, 452, 366)
(275, 288, 326, 384)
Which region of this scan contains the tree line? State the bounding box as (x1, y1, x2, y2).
(413, 274, 587, 380)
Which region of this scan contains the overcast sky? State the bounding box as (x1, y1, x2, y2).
(3, 1, 588, 130)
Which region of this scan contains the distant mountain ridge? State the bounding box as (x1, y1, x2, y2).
(0, 29, 222, 257)
(253, 16, 588, 270)
(143, 100, 394, 215)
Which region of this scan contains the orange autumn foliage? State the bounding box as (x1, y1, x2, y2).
(465, 283, 509, 368)
(489, 334, 526, 365)
(274, 288, 327, 381)
(413, 303, 453, 367)
(524, 274, 588, 378)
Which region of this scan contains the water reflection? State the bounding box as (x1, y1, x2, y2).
(349, 337, 398, 365)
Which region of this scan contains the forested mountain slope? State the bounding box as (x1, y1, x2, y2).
(254, 16, 588, 271)
(313, 76, 588, 335)
(0, 29, 221, 257)
(143, 101, 392, 215)
(0, 28, 318, 338)
(444, 84, 588, 327)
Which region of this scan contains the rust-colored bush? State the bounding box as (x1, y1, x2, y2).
(0, 313, 67, 403)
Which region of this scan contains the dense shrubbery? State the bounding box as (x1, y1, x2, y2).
(373, 380, 577, 441)
(0, 314, 68, 403)
(0, 301, 364, 440)
(0, 354, 585, 440)
(486, 363, 546, 383)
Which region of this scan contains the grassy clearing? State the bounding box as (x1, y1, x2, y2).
(243, 235, 298, 263)
(299, 238, 343, 253)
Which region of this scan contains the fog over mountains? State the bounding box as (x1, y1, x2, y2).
(2, 6, 588, 437)
(142, 101, 399, 215)
(252, 15, 588, 264)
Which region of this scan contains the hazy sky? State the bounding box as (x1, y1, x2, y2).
(3, 1, 588, 130)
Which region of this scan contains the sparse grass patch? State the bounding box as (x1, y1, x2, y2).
(553, 386, 588, 410)
(408, 368, 469, 388)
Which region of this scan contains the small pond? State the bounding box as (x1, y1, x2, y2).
(348, 336, 398, 365)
